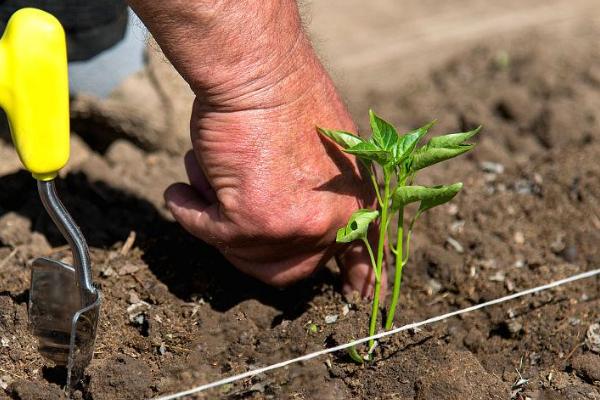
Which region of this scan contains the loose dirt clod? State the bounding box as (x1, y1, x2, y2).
(571, 353, 600, 383)
(0, 213, 31, 247)
(585, 323, 600, 354)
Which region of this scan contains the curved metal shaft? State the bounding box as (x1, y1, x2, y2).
(37, 180, 96, 302)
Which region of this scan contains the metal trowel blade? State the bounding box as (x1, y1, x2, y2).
(66, 291, 100, 386)
(29, 257, 101, 387)
(29, 257, 80, 365)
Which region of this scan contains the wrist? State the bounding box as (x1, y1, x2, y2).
(130, 0, 309, 102)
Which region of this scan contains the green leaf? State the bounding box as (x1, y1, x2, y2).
(317, 127, 365, 149)
(411, 144, 474, 171)
(394, 121, 436, 163)
(410, 126, 480, 171)
(392, 183, 463, 212)
(344, 142, 391, 165)
(428, 126, 481, 148)
(418, 183, 463, 214)
(347, 346, 364, 364)
(392, 185, 433, 210)
(369, 109, 398, 150)
(336, 209, 379, 243)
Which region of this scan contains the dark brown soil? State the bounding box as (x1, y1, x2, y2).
(2, 28, 600, 400)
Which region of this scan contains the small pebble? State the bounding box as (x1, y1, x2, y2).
(128, 291, 141, 305)
(159, 343, 167, 355)
(1, 337, 8, 347)
(585, 323, 600, 353)
(446, 237, 464, 253)
(450, 220, 465, 234)
(514, 179, 534, 195)
(342, 304, 350, 316)
(101, 267, 116, 278)
(506, 319, 523, 336)
(447, 204, 459, 216)
(0, 375, 11, 390)
(512, 376, 528, 389)
(505, 279, 515, 291)
(514, 231, 525, 245)
(550, 234, 566, 254)
(483, 173, 497, 183)
(426, 279, 442, 295)
(479, 259, 497, 269)
(127, 301, 151, 324)
(489, 271, 506, 282)
(480, 161, 505, 174)
(324, 315, 338, 324)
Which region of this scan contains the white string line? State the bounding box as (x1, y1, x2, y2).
(153, 267, 600, 400)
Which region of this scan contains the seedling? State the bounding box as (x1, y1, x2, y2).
(319, 110, 479, 360)
(305, 322, 319, 334)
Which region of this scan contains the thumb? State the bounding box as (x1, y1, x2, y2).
(164, 182, 230, 246)
(337, 240, 387, 299)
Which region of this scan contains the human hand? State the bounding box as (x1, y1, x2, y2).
(128, 0, 385, 295)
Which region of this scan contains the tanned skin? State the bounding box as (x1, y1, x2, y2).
(127, 0, 384, 296)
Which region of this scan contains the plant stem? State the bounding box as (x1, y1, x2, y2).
(369, 166, 383, 207)
(385, 207, 404, 330)
(402, 229, 413, 265)
(369, 171, 390, 348)
(362, 238, 379, 282)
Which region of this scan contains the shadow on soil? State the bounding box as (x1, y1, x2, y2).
(0, 170, 335, 319)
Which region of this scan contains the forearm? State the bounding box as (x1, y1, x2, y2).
(127, 0, 316, 105)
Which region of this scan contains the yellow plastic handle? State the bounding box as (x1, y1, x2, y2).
(0, 8, 69, 181)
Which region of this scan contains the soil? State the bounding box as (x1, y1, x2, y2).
(2, 8, 600, 400)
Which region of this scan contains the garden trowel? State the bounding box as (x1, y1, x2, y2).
(0, 8, 100, 388)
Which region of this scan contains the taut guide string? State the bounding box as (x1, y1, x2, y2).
(153, 267, 600, 400)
